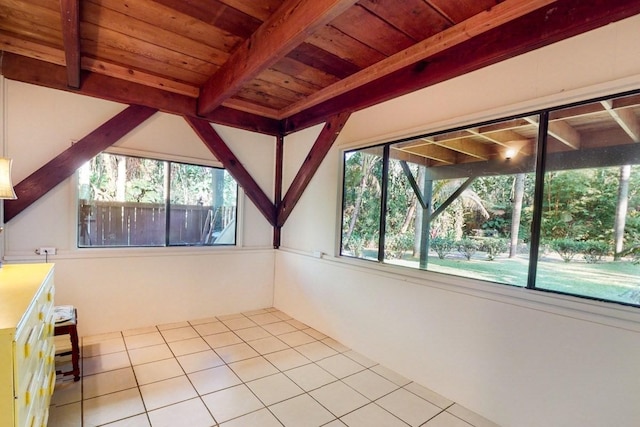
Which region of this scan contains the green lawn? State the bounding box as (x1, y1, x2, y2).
(383, 252, 640, 306)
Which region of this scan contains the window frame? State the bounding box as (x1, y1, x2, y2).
(339, 88, 640, 309)
(77, 151, 238, 249)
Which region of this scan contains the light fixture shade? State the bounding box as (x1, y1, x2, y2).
(0, 158, 17, 200)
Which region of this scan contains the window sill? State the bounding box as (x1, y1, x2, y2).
(278, 247, 640, 333)
(4, 245, 273, 262)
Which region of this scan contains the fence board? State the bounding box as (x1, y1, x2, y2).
(79, 201, 234, 246)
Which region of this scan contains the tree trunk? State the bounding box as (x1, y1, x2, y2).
(116, 157, 127, 202)
(343, 155, 376, 249)
(613, 164, 631, 260)
(509, 173, 525, 258)
(400, 198, 416, 234)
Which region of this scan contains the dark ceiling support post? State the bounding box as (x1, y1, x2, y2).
(59, 0, 81, 88)
(4, 104, 157, 222)
(185, 116, 277, 227)
(273, 133, 284, 248)
(399, 160, 429, 209)
(277, 112, 350, 227)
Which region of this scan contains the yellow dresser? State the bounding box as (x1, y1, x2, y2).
(0, 263, 56, 427)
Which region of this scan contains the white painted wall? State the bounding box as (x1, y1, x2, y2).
(276, 15, 640, 427)
(1, 80, 276, 336)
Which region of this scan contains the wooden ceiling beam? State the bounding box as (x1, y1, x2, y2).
(601, 100, 640, 143)
(283, 0, 640, 133)
(0, 35, 201, 98)
(428, 142, 640, 181)
(400, 144, 456, 164)
(526, 116, 581, 149)
(59, 0, 81, 88)
(547, 121, 581, 150)
(279, 0, 557, 119)
(197, 0, 358, 116)
(0, 31, 65, 65)
(389, 148, 432, 167)
(433, 138, 491, 160)
(4, 104, 157, 222)
(468, 128, 534, 156)
(184, 117, 277, 227)
(277, 111, 350, 227)
(0, 53, 280, 135)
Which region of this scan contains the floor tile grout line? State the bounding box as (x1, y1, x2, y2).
(70, 308, 474, 427)
(120, 328, 154, 427)
(151, 322, 222, 426)
(418, 405, 456, 427)
(191, 314, 348, 426)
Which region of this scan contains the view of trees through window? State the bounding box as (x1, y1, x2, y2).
(78, 153, 237, 247)
(341, 92, 640, 306)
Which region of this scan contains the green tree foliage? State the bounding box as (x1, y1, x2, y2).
(341, 151, 383, 256)
(342, 147, 640, 264)
(86, 153, 235, 207)
(543, 169, 618, 240)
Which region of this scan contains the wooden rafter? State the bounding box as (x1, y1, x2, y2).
(197, 0, 358, 115)
(601, 100, 640, 143)
(0, 31, 65, 65)
(59, 0, 81, 88)
(279, 0, 557, 118)
(282, 0, 640, 133)
(433, 138, 491, 160)
(400, 143, 456, 164)
(184, 117, 277, 227)
(0, 33, 201, 98)
(526, 116, 580, 149)
(277, 112, 350, 227)
(547, 121, 581, 150)
(0, 53, 280, 136)
(468, 128, 533, 156)
(4, 105, 157, 222)
(389, 148, 432, 167)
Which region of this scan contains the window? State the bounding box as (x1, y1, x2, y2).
(78, 153, 237, 247)
(341, 91, 640, 307)
(341, 146, 384, 260)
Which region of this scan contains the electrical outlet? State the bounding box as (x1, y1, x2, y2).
(36, 247, 57, 255)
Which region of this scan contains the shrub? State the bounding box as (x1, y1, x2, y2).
(549, 239, 585, 263)
(582, 241, 608, 264)
(386, 233, 413, 259)
(430, 236, 455, 259)
(481, 238, 508, 261)
(457, 238, 478, 261)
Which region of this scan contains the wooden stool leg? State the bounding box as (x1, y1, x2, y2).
(69, 324, 80, 382)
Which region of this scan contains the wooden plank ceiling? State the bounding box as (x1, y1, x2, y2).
(2, 0, 640, 138)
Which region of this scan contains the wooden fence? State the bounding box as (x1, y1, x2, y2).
(79, 201, 235, 246)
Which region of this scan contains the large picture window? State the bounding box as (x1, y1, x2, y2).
(341, 91, 640, 307)
(78, 153, 237, 247)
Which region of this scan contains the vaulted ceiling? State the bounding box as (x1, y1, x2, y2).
(2, 0, 639, 136)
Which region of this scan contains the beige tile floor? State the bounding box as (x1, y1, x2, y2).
(49, 308, 499, 427)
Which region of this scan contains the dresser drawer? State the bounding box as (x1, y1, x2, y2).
(0, 263, 55, 427)
(15, 370, 38, 427)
